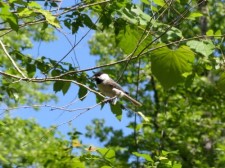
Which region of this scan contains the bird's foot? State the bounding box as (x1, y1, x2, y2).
(104, 96, 117, 104)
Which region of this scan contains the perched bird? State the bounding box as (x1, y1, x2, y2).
(92, 72, 142, 106)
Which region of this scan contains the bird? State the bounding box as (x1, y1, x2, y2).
(92, 72, 142, 106)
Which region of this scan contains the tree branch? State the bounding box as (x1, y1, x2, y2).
(49, 34, 225, 79)
(0, 70, 105, 99)
(0, 40, 27, 78)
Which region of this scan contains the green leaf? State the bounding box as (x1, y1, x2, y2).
(162, 150, 176, 156)
(141, 0, 150, 5)
(96, 93, 105, 109)
(53, 81, 64, 92)
(186, 40, 215, 57)
(71, 158, 85, 168)
(62, 82, 71, 95)
(217, 72, 225, 92)
(187, 12, 203, 20)
(28, 1, 42, 8)
(173, 163, 182, 168)
(78, 86, 88, 101)
(164, 26, 183, 41)
(132, 152, 153, 162)
(110, 103, 122, 121)
(159, 156, 168, 160)
(64, 19, 71, 29)
(51, 69, 61, 76)
(0, 3, 18, 31)
(153, 0, 166, 7)
(101, 166, 112, 168)
(26, 64, 36, 78)
(166, 150, 179, 155)
(82, 14, 97, 30)
(215, 30, 222, 37)
(99, 14, 112, 29)
(18, 8, 34, 17)
(97, 148, 115, 163)
(118, 5, 152, 25)
(116, 25, 152, 54)
(36, 9, 60, 28)
(151, 45, 195, 89)
(206, 29, 214, 36)
(0, 154, 9, 164)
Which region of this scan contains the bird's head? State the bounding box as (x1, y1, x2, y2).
(92, 72, 110, 82)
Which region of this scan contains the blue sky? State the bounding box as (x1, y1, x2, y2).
(6, 0, 138, 147)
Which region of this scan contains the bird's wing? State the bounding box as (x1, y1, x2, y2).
(104, 79, 124, 92)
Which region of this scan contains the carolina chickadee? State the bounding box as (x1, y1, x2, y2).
(92, 72, 142, 106)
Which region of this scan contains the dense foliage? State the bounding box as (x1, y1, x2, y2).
(0, 0, 224, 167)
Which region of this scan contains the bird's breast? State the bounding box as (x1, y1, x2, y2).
(97, 83, 117, 97)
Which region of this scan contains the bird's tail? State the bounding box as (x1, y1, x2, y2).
(123, 94, 142, 106)
(112, 88, 142, 106)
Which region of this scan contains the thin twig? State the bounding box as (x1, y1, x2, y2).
(134, 58, 141, 167)
(52, 17, 100, 71)
(56, 28, 81, 69)
(0, 40, 27, 78)
(21, 98, 111, 146)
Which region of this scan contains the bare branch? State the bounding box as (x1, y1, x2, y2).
(0, 70, 105, 99)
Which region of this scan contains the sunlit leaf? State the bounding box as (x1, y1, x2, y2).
(132, 152, 153, 162)
(101, 166, 112, 168)
(206, 29, 214, 36)
(18, 8, 34, 17)
(36, 9, 61, 28)
(151, 45, 195, 89)
(215, 30, 222, 38)
(159, 156, 168, 160)
(141, 0, 150, 5)
(28, 1, 42, 8)
(116, 25, 152, 54)
(0, 3, 18, 31)
(97, 148, 115, 163)
(153, 0, 165, 7)
(186, 40, 215, 57)
(187, 12, 203, 20)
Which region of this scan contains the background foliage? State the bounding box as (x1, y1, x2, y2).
(0, 0, 224, 167)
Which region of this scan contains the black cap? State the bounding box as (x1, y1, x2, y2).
(93, 71, 104, 77)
